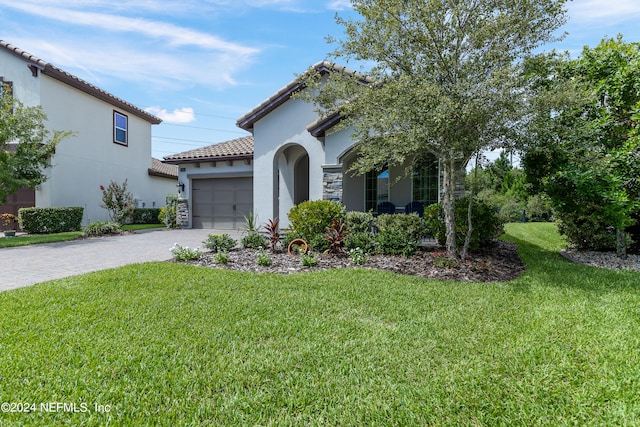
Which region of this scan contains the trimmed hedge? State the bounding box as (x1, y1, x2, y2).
(19, 207, 84, 234)
(132, 208, 162, 224)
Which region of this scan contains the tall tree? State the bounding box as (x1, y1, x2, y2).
(0, 89, 71, 204)
(521, 37, 640, 257)
(305, 0, 568, 258)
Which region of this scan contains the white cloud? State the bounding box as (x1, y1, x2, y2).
(1, 2, 257, 55)
(145, 107, 196, 124)
(569, 0, 640, 22)
(327, 0, 352, 11)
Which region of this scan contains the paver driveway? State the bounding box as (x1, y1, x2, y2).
(0, 228, 241, 292)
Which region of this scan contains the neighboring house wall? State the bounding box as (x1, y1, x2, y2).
(1, 41, 176, 225)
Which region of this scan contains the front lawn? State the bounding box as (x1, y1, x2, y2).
(0, 231, 83, 248)
(1, 223, 639, 425)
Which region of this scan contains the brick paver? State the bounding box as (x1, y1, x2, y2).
(0, 228, 242, 292)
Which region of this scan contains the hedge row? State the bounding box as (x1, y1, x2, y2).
(19, 207, 84, 234)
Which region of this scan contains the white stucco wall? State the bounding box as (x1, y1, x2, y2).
(0, 47, 175, 225)
(39, 78, 175, 223)
(0, 49, 40, 107)
(252, 97, 326, 228)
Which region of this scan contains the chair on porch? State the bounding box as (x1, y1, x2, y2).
(377, 201, 396, 215)
(405, 201, 425, 217)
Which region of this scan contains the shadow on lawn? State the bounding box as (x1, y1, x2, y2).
(504, 233, 640, 293)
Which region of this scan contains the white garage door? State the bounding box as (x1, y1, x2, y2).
(192, 177, 253, 229)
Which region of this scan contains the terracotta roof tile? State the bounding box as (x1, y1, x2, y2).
(163, 135, 254, 163)
(149, 158, 178, 179)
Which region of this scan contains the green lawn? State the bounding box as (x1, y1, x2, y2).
(0, 231, 84, 248)
(1, 223, 639, 425)
(0, 224, 163, 248)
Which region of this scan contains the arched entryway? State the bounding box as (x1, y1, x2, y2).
(273, 143, 309, 226)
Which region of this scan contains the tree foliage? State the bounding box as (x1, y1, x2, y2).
(0, 90, 72, 204)
(521, 37, 640, 256)
(303, 0, 568, 257)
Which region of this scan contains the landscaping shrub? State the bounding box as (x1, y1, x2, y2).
(19, 207, 84, 234)
(170, 243, 202, 261)
(132, 208, 162, 224)
(349, 247, 368, 265)
(84, 221, 121, 237)
(556, 207, 620, 251)
(288, 200, 345, 242)
(374, 213, 428, 242)
(159, 195, 179, 228)
(325, 219, 347, 254)
(256, 249, 272, 266)
(344, 231, 377, 254)
(309, 233, 330, 253)
(100, 180, 135, 224)
(300, 252, 318, 267)
(213, 251, 230, 265)
(203, 233, 237, 252)
(345, 211, 374, 234)
(376, 227, 419, 257)
(264, 218, 280, 250)
(424, 198, 504, 251)
(241, 231, 266, 249)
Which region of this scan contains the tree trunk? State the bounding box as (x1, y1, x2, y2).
(442, 154, 458, 259)
(461, 152, 480, 260)
(616, 227, 627, 259)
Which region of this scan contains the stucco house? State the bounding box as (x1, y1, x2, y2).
(164, 61, 460, 230)
(0, 40, 177, 226)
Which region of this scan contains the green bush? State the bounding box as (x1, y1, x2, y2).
(159, 195, 179, 228)
(132, 208, 162, 224)
(241, 231, 266, 249)
(84, 221, 121, 237)
(345, 211, 374, 234)
(424, 198, 504, 251)
(18, 207, 84, 234)
(309, 233, 330, 253)
(498, 200, 526, 223)
(203, 233, 237, 252)
(288, 200, 345, 242)
(256, 249, 272, 266)
(170, 243, 202, 261)
(376, 227, 419, 257)
(301, 252, 318, 267)
(344, 231, 377, 254)
(213, 251, 230, 265)
(374, 213, 428, 242)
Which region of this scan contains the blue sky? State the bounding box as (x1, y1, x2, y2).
(1, 0, 640, 160)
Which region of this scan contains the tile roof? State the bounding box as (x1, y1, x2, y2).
(236, 60, 368, 132)
(163, 135, 254, 163)
(0, 40, 161, 125)
(149, 158, 178, 179)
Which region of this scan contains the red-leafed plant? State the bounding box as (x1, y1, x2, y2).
(325, 219, 348, 254)
(264, 218, 280, 251)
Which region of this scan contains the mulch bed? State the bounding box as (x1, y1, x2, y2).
(182, 240, 525, 282)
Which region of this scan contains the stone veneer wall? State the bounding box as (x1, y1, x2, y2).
(176, 198, 189, 227)
(322, 167, 343, 203)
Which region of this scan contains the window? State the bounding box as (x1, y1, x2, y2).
(113, 111, 128, 146)
(412, 155, 439, 206)
(365, 166, 389, 211)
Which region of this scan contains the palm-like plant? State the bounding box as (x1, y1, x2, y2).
(264, 218, 280, 251)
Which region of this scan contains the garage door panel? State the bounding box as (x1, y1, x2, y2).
(191, 177, 253, 229)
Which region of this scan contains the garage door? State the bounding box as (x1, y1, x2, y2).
(192, 177, 253, 229)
